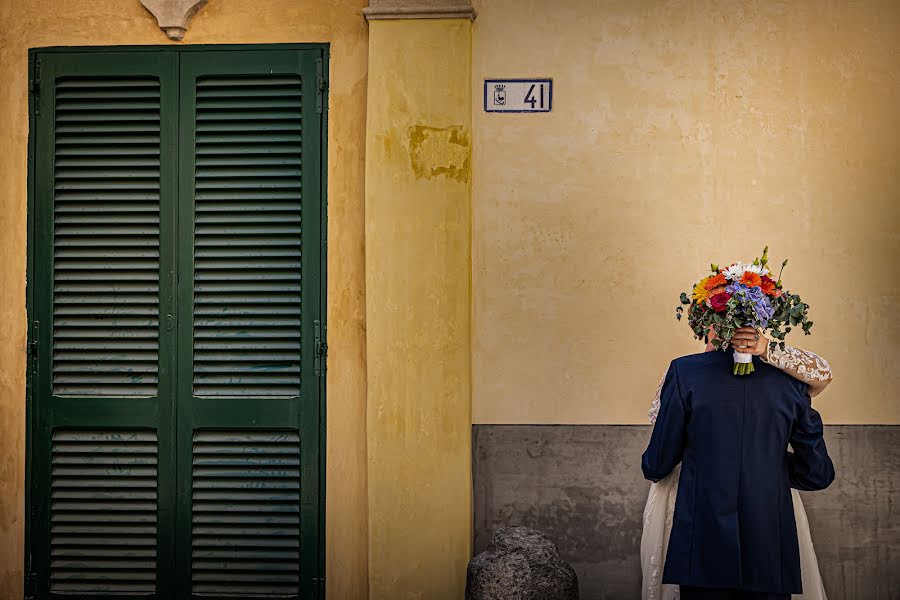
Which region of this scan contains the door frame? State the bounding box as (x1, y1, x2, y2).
(24, 43, 329, 598)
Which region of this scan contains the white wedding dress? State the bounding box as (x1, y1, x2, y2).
(640, 344, 833, 600)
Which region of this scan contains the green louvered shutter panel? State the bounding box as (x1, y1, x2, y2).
(29, 46, 325, 600)
(29, 52, 178, 599)
(174, 50, 323, 598)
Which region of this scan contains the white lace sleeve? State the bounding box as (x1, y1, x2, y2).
(761, 343, 833, 397)
(648, 369, 669, 424)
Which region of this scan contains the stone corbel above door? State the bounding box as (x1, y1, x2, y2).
(140, 0, 209, 41)
(363, 0, 476, 21)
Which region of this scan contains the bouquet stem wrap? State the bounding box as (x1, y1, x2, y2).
(732, 350, 755, 375)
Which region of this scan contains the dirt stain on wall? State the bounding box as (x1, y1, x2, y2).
(408, 125, 470, 183)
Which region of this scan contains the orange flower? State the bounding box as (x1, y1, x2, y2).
(760, 275, 777, 296)
(740, 271, 762, 287)
(704, 273, 726, 290)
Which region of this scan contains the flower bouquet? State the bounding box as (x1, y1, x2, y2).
(676, 246, 814, 375)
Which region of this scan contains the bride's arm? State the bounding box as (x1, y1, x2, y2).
(760, 343, 833, 398)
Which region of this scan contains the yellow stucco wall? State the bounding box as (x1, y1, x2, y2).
(471, 0, 900, 425)
(0, 1, 369, 598)
(365, 18, 472, 600)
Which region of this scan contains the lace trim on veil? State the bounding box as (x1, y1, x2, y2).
(648, 369, 668, 425)
(645, 369, 680, 599)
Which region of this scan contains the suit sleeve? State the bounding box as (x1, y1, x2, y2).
(787, 385, 835, 491)
(641, 360, 688, 482)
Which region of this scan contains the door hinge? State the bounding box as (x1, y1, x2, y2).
(313, 576, 325, 598)
(24, 554, 36, 600)
(314, 319, 327, 377)
(29, 58, 41, 116)
(315, 57, 326, 114)
(30, 321, 39, 378)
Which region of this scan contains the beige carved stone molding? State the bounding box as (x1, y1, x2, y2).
(140, 0, 209, 41)
(363, 0, 476, 21)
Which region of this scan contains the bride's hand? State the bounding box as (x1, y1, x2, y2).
(730, 327, 768, 356)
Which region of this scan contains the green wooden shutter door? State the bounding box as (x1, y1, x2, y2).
(29, 46, 324, 600)
(30, 52, 178, 598)
(175, 50, 322, 599)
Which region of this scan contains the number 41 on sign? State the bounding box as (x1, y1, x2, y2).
(484, 78, 552, 113)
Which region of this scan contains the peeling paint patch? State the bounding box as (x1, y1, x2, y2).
(408, 125, 470, 183)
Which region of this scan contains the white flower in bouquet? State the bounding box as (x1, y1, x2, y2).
(723, 261, 769, 281)
(722, 263, 747, 281)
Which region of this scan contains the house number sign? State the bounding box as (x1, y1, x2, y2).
(484, 78, 553, 113)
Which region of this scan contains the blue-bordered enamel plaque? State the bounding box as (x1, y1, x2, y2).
(484, 78, 553, 113)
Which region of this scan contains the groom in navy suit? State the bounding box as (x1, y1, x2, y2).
(642, 348, 834, 600)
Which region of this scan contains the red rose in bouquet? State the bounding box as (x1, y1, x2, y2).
(708, 292, 731, 313)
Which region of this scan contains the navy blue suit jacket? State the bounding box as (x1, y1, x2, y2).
(641, 349, 834, 595)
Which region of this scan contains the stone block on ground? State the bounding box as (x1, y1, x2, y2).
(466, 525, 579, 600)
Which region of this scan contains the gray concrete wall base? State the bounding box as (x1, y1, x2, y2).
(472, 425, 899, 600)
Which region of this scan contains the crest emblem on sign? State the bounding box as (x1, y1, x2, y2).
(493, 84, 507, 106)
